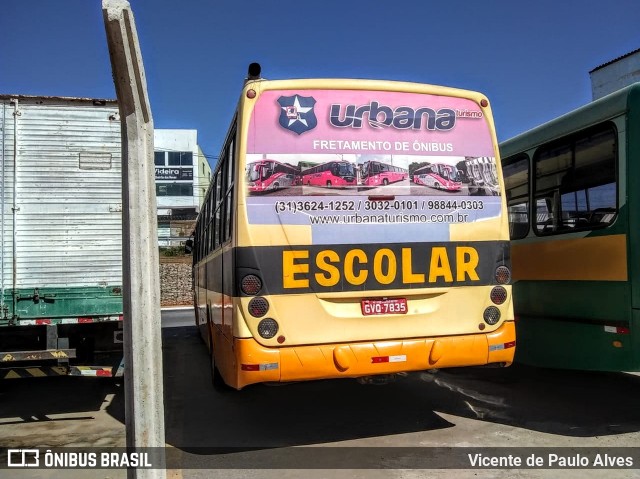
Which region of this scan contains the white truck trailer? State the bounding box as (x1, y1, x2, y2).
(0, 95, 124, 378)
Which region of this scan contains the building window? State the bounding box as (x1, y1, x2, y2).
(156, 183, 194, 196)
(154, 152, 165, 166)
(168, 151, 193, 166)
(180, 152, 193, 165)
(168, 152, 181, 166)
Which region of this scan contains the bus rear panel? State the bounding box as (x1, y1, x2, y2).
(194, 78, 515, 389)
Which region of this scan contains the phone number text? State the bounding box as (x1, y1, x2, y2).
(273, 199, 485, 213)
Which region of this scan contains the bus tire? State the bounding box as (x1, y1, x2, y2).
(326, 181, 332, 187)
(382, 179, 389, 186)
(193, 295, 199, 328)
(434, 182, 442, 189)
(209, 332, 232, 392)
(210, 349, 230, 392)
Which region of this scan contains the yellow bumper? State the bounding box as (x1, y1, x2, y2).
(232, 321, 515, 389)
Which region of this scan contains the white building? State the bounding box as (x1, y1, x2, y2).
(154, 129, 211, 245)
(590, 48, 640, 101)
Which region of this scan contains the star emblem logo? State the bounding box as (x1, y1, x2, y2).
(277, 95, 317, 135)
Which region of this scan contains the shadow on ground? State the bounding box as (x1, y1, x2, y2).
(0, 376, 123, 424)
(163, 326, 640, 452)
(2, 324, 639, 453)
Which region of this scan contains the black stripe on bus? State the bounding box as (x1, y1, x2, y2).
(197, 241, 510, 297)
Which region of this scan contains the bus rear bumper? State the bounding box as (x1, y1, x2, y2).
(233, 321, 515, 389)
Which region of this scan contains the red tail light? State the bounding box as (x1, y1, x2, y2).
(490, 286, 507, 305)
(495, 266, 511, 284)
(241, 274, 262, 295)
(248, 297, 269, 317)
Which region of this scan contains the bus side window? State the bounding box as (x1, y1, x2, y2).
(224, 136, 235, 243)
(534, 124, 617, 235)
(214, 170, 222, 248)
(508, 202, 529, 239)
(503, 154, 530, 239)
(535, 198, 552, 232)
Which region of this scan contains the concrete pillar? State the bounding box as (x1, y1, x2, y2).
(102, 1, 166, 477)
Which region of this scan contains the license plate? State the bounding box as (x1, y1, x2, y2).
(361, 298, 408, 316)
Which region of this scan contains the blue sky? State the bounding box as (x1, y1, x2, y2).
(1, 1, 638, 164)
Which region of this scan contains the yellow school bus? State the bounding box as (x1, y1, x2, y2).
(192, 64, 515, 390)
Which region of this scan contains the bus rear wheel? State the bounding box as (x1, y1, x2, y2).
(326, 181, 332, 187)
(209, 333, 231, 392)
(382, 179, 389, 186)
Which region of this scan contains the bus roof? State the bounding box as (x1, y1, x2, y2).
(500, 82, 640, 159)
(243, 78, 490, 103)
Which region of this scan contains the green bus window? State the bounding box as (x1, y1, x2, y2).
(503, 155, 529, 239)
(534, 125, 617, 234)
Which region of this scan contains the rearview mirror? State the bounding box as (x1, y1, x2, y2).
(184, 239, 193, 255)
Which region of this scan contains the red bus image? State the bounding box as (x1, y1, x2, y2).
(412, 163, 462, 191)
(245, 159, 300, 193)
(360, 160, 408, 186)
(302, 160, 356, 187)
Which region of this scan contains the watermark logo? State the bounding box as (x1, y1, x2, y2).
(3, 449, 154, 469)
(7, 449, 39, 468)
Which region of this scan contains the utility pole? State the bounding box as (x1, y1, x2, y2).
(102, 1, 166, 478)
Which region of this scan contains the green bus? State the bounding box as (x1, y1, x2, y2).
(500, 83, 640, 371)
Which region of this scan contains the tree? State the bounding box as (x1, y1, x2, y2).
(408, 161, 429, 177)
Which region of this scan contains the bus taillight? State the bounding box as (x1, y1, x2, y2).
(605, 326, 631, 335)
(248, 297, 269, 317)
(241, 274, 262, 295)
(490, 286, 507, 305)
(241, 362, 278, 371)
(489, 341, 515, 351)
(258, 318, 279, 339)
(495, 266, 511, 284)
(483, 306, 501, 325)
(241, 364, 260, 371)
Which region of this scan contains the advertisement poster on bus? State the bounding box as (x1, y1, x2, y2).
(245, 89, 502, 244)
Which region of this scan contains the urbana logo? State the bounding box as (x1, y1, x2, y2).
(277, 95, 317, 135)
(330, 102, 456, 131)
